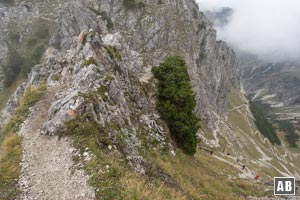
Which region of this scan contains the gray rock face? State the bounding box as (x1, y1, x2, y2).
(1, 0, 240, 128)
(88, 0, 240, 126)
(0, 82, 26, 126)
(0, 0, 241, 174)
(50, 0, 107, 50)
(35, 19, 165, 173)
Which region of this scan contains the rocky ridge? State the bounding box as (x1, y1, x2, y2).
(3, 0, 241, 172)
(49, 0, 240, 126)
(1, 0, 300, 199)
(18, 88, 95, 200)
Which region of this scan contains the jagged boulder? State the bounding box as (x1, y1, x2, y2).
(50, 0, 108, 51)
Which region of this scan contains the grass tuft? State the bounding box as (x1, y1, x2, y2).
(0, 135, 23, 200)
(0, 83, 46, 142)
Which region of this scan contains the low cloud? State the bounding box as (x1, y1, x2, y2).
(197, 0, 300, 61)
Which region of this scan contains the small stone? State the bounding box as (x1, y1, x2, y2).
(83, 152, 89, 157)
(170, 150, 176, 156)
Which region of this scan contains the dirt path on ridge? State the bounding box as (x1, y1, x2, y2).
(17, 88, 95, 200)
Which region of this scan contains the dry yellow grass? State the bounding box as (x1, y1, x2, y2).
(120, 173, 185, 200)
(64, 87, 271, 199)
(0, 134, 23, 200)
(144, 149, 268, 200)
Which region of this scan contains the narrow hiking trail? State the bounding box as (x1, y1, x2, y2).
(18, 88, 95, 200)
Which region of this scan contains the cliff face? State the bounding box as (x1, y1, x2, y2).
(0, 0, 243, 185)
(50, 0, 240, 125)
(0, 0, 240, 127)
(16, 0, 240, 172)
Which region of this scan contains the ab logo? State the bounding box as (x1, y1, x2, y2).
(274, 177, 295, 195)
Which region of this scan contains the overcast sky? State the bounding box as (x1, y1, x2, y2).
(196, 0, 300, 61)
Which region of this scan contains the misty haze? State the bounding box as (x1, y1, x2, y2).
(198, 0, 300, 61)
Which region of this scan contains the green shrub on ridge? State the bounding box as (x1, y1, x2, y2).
(152, 56, 199, 155)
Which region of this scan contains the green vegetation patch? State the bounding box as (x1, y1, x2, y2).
(249, 100, 281, 145)
(82, 57, 98, 67)
(100, 11, 114, 30)
(0, 135, 23, 200)
(277, 120, 299, 148)
(0, 0, 14, 5)
(1, 48, 24, 87)
(0, 83, 46, 143)
(192, 8, 198, 19)
(152, 56, 199, 155)
(0, 76, 25, 111)
(88, 7, 113, 30)
(104, 45, 122, 60)
(123, 0, 146, 10)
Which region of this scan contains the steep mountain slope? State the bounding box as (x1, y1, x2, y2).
(204, 5, 300, 150)
(0, 0, 300, 199)
(242, 59, 300, 148)
(50, 0, 240, 126)
(243, 60, 300, 118)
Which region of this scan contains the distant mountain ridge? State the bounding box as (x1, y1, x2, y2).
(204, 6, 234, 28)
